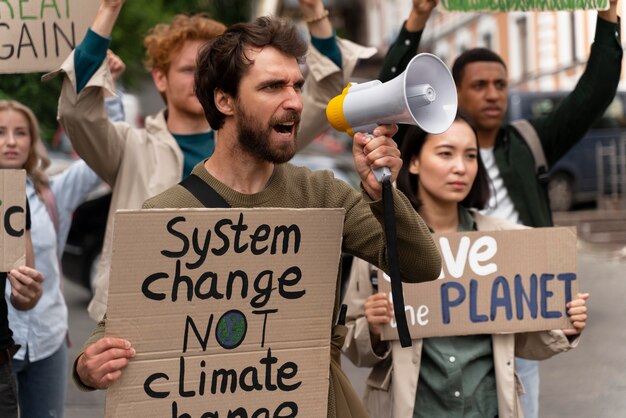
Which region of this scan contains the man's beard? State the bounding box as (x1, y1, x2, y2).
(236, 104, 299, 164)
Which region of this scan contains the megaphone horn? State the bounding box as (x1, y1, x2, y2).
(326, 53, 457, 137)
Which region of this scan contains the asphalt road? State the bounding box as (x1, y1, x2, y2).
(63, 242, 626, 418)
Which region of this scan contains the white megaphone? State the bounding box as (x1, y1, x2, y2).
(326, 53, 457, 181)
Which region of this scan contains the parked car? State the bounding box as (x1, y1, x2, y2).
(507, 90, 626, 211)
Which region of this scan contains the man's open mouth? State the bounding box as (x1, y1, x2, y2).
(274, 121, 296, 134)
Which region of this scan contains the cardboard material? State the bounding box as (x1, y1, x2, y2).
(380, 227, 578, 340)
(0, 0, 99, 73)
(1, 169, 26, 271)
(105, 208, 345, 418)
(442, 0, 608, 11)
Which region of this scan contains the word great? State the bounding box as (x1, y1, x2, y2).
(0, 0, 71, 19)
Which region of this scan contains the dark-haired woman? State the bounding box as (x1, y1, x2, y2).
(342, 115, 588, 418)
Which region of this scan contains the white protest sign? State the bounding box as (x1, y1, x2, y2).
(0, 0, 99, 73)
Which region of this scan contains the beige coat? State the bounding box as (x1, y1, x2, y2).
(48, 38, 376, 321)
(342, 212, 579, 418)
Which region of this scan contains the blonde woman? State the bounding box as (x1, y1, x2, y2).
(0, 98, 123, 418)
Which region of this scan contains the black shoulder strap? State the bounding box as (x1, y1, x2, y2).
(510, 119, 554, 225)
(179, 174, 231, 208)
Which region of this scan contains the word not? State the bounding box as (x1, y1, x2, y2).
(163, 215, 301, 269)
(143, 348, 301, 399)
(441, 273, 576, 324)
(1, 201, 24, 237)
(171, 400, 297, 418)
(141, 260, 305, 308)
(0, 21, 74, 59)
(183, 311, 251, 352)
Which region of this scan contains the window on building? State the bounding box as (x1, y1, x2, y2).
(483, 33, 492, 50)
(570, 12, 577, 63)
(516, 17, 529, 77)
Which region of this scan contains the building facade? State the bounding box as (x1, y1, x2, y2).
(415, 4, 626, 91)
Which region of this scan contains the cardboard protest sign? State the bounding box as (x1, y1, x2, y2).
(105, 208, 345, 418)
(380, 227, 577, 340)
(1, 169, 26, 271)
(441, 0, 608, 11)
(0, 0, 99, 73)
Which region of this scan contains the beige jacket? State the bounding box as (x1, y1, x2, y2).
(49, 39, 376, 321)
(343, 212, 579, 418)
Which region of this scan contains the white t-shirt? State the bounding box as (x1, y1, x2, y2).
(479, 147, 521, 224)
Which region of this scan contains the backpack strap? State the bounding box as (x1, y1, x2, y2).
(510, 119, 549, 184)
(179, 174, 231, 208)
(510, 119, 553, 224)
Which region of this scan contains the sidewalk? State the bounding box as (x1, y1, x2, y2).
(64, 282, 105, 418)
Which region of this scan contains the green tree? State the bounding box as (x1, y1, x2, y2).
(0, 0, 252, 145)
(0, 74, 63, 144)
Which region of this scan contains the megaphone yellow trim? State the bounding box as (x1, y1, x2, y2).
(326, 84, 355, 136)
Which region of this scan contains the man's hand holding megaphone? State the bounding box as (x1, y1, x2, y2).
(352, 125, 401, 201)
(327, 52, 457, 347)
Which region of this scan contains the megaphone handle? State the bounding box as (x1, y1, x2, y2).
(373, 167, 392, 183)
(365, 134, 392, 183)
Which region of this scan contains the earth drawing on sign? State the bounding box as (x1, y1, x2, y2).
(216, 309, 247, 349)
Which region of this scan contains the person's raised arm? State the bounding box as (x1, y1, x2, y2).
(376, 0, 438, 148)
(300, 0, 340, 69)
(406, 0, 438, 32)
(73, 0, 125, 93)
(55, 0, 132, 187)
(598, 0, 618, 24)
(531, 0, 622, 165)
(296, 0, 345, 149)
(378, 0, 438, 83)
(300, 0, 332, 39)
(91, 0, 124, 38)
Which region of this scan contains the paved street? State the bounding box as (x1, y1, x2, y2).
(64, 284, 105, 418)
(63, 241, 626, 418)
